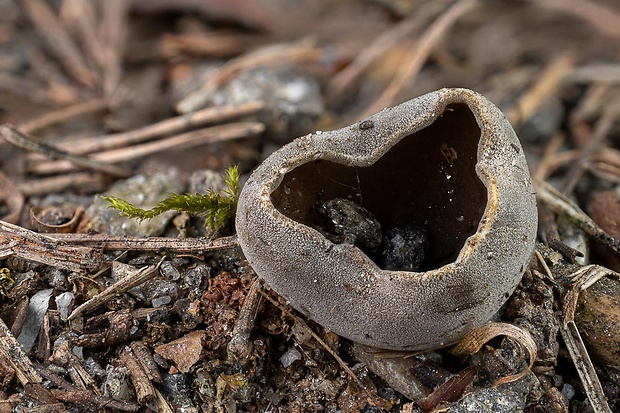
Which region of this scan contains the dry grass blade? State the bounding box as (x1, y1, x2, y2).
(99, 0, 130, 94)
(558, 265, 619, 413)
(561, 108, 619, 193)
(531, 132, 565, 182)
(562, 265, 619, 325)
(569, 64, 620, 84)
(15, 172, 106, 197)
(0, 72, 53, 105)
(161, 32, 266, 57)
(67, 257, 164, 321)
(531, 0, 620, 41)
(0, 124, 131, 178)
(570, 84, 611, 127)
(47, 100, 265, 155)
(326, 0, 449, 99)
(60, 1, 107, 77)
(356, 0, 478, 121)
(589, 161, 620, 185)
(507, 52, 575, 127)
(29, 122, 265, 175)
(450, 322, 537, 387)
(22, 0, 96, 86)
(560, 321, 612, 413)
(18, 98, 109, 134)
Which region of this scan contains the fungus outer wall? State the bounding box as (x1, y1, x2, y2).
(271, 103, 487, 271)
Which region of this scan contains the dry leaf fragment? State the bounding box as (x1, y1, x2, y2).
(450, 322, 537, 387)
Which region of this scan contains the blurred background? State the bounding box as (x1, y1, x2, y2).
(0, 0, 619, 183)
(2, 1, 620, 411)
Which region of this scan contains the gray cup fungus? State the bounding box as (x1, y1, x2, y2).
(236, 88, 537, 351)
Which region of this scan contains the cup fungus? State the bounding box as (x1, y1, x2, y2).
(236, 88, 537, 351)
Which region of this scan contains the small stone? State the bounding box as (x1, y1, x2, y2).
(55, 291, 74, 321)
(155, 330, 205, 373)
(291, 321, 313, 345)
(317, 379, 339, 399)
(280, 347, 302, 368)
(561, 383, 575, 400)
(574, 276, 620, 368)
(318, 198, 382, 252)
(182, 263, 211, 295)
(210, 66, 324, 143)
(151, 296, 171, 308)
(160, 261, 181, 281)
(86, 170, 182, 237)
(142, 278, 179, 308)
(382, 226, 428, 271)
(84, 357, 106, 380)
(160, 373, 198, 412)
(49, 267, 70, 291)
(17, 288, 53, 352)
(189, 169, 226, 195)
(102, 365, 132, 402)
(442, 387, 525, 412)
(172, 298, 203, 330)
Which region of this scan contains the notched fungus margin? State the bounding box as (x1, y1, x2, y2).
(271, 103, 487, 272)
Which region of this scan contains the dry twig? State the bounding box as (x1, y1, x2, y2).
(0, 317, 43, 386)
(47, 233, 239, 253)
(161, 32, 267, 57)
(67, 257, 164, 321)
(560, 108, 618, 193)
(50, 341, 100, 394)
(15, 172, 107, 197)
(227, 278, 263, 364)
(119, 346, 157, 404)
(0, 220, 104, 272)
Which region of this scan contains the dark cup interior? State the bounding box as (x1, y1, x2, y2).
(271, 103, 487, 271)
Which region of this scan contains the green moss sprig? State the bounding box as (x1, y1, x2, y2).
(102, 166, 240, 230)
